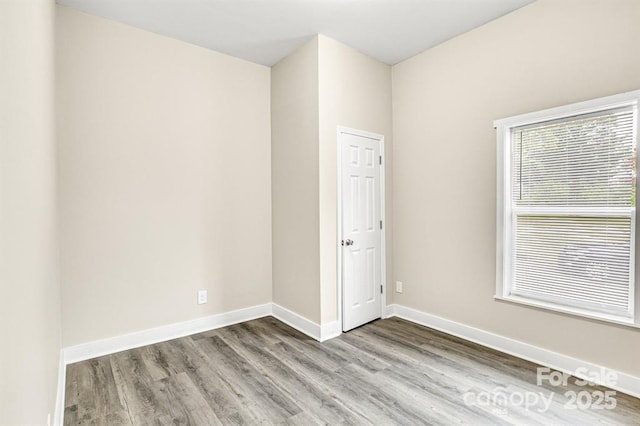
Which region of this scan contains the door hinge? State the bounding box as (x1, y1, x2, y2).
(379, 155, 382, 165)
(380, 220, 383, 230)
(380, 285, 383, 294)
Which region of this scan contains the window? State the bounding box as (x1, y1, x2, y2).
(495, 90, 640, 325)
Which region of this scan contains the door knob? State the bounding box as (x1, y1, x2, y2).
(342, 239, 354, 246)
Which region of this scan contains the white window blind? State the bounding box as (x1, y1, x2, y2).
(496, 90, 640, 324)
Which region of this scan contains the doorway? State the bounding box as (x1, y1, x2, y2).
(338, 127, 386, 332)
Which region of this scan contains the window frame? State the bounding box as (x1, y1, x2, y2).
(495, 90, 640, 327)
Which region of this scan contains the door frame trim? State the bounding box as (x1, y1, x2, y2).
(337, 126, 387, 332)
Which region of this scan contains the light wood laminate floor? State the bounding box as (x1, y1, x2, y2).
(64, 316, 640, 425)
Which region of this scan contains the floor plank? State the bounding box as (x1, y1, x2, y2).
(64, 317, 640, 425)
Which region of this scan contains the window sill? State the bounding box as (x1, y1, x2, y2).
(494, 295, 638, 329)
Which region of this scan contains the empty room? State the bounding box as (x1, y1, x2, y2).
(2, 0, 640, 424)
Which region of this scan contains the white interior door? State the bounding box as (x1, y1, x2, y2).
(340, 129, 383, 332)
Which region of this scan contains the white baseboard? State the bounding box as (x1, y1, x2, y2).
(53, 351, 66, 426)
(270, 303, 342, 342)
(385, 304, 396, 318)
(271, 303, 319, 340)
(63, 303, 272, 364)
(386, 304, 640, 399)
(63, 302, 341, 366)
(319, 320, 341, 342)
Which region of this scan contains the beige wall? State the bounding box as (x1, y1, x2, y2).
(271, 35, 392, 326)
(318, 35, 393, 324)
(56, 7, 272, 346)
(392, 0, 640, 376)
(271, 37, 321, 323)
(0, 0, 61, 424)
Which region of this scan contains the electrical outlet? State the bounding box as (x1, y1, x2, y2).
(197, 290, 208, 304)
(395, 281, 403, 293)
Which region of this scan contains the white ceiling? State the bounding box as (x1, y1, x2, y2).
(57, 0, 535, 66)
